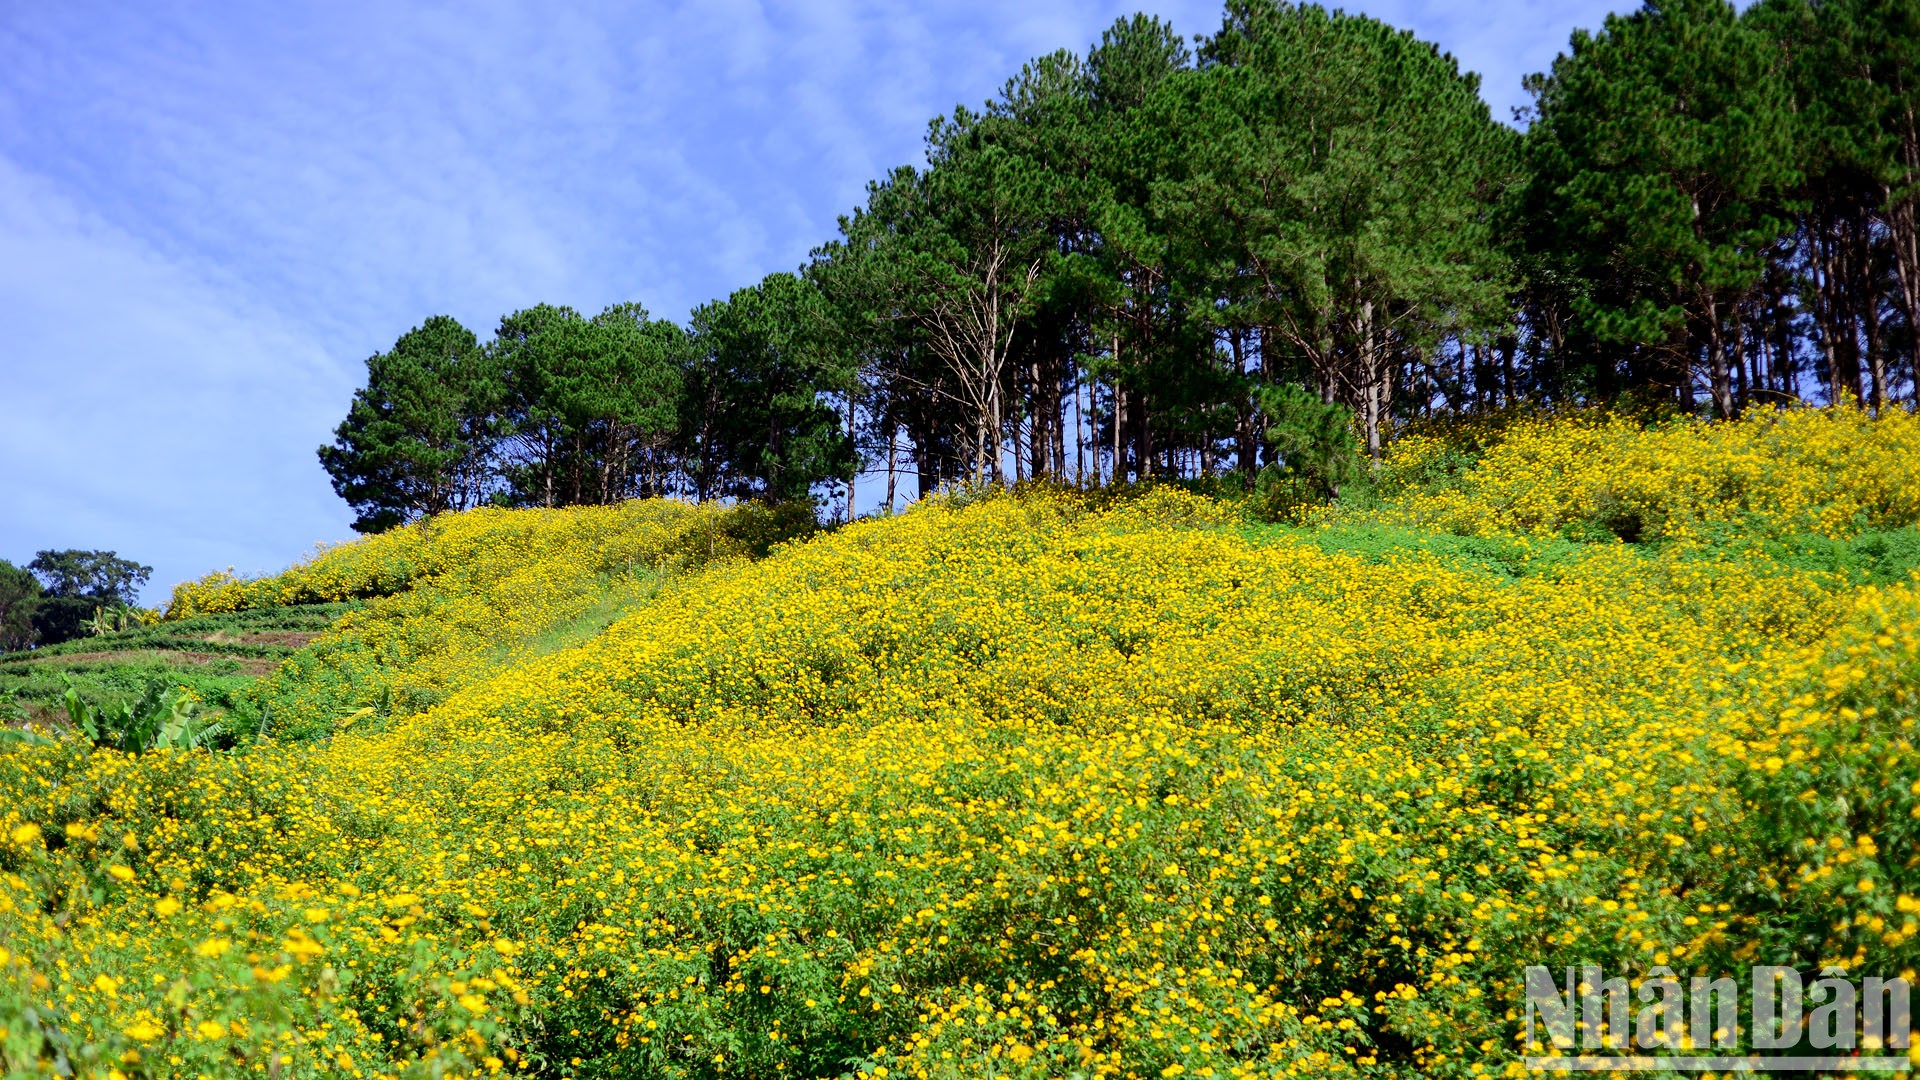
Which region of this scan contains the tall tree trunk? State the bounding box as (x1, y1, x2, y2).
(885, 421, 898, 512)
(1013, 413, 1026, 485)
(918, 444, 936, 502)
(1110, 332, 1124, 482)
(1810, 217, 1843, 402)
(1455, 339, 1469, 412)
(1888, 190, 1920, 404)
(1732, 308, 1749, 412)
(1049, 359, 1065, 482)
(1359, 300, 1382, 462)
(1886, 91, 1920, 404)
(1128, 390, 1144, 478)
(1233, 331, 1256, 480)
(1889, 193, 1920, 403)
(1704, 292, 1734, 419)
(1864, 281, 1887, 414)
(973, 410, 989, 485)
(1075, 370, 1088, 486)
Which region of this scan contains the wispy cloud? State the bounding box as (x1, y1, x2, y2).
(0, 0, 1631, 597)
(0, 158, 351, 592)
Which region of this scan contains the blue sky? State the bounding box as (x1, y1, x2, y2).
(0, 0, 1624, 600)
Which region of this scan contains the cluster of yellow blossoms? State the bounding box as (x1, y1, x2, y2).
(1375, 403, 1920, 543)
(168, 501, 740, 741)
(1, 408, 1916, 1079)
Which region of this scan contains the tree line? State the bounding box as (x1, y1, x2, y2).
(323, 0, 1920, 530)
(0, 552, 153, 652)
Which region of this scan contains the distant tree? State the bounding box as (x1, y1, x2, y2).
(832, 164, 1031, 486)
(1749, 0, 1920, 409)
(589, 303, 692, 500)
(28, 550, 152, 646)
(0, 560, 40, 653)
(1523, 0, 1797, 416)
(491, 303, 688, 508)
(490, 304, 581, 508)
(686, 273, 857, 503)
(813, 182, 981, 498)
(319, 315, 499, 533)
(1182, 0, 1519, 458)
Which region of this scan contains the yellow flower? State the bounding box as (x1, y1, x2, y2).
(122, 1019, 164, 1043)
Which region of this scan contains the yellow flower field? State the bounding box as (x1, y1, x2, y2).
(1375, 404, 1920, 543)
(206, 500, 729, 741)
(2, 408, 1917, 1079)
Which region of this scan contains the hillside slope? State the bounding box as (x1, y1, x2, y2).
(2, 406, 1918, 1079)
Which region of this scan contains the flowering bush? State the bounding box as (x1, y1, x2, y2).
(2, 409, 1917, 1078)
(223, 501, 733, 741)
(1374, 404, 1920, 544)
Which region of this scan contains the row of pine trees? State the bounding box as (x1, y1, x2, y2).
(323, 0, 1920, 530)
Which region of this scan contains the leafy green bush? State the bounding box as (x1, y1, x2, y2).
(1278, 520, 1587, 578)
(1745, 526, 1920, 585)
(1255, 383, 1367, 518)
(670, 499, 821, 567)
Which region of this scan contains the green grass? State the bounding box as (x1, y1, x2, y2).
(1247, 519, 1589, 579)
(1722, 526, 1920, 586)
(518, 571, 672, 660)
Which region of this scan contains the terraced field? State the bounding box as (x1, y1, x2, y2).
(0, 604, 350, 730)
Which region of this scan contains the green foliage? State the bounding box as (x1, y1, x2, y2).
(670, 500, 823, 569)
(319, 315, 498, 534)
(1177, 1, 1520, 454)
(83, 604, 145, 637)
(491, 302, 690, 508)
(26, 550, 152, 603)
(1714, 525, 1920, 584)
(1276, 520, 1589, 579)
(15, 604, 346, 662)
(686, 274, 856, 503)
(1522, 0, 1796, 414)
(0, 604, 346, 739)
(0, 560, 40, 654)
(61, 675, 227, 753)
(1742, 0, 1920, 411)
(26, 550, 153, 647)
(1253, 383, 1367, 517)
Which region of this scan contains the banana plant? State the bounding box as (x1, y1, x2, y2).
(85, 604, 146, 637)
(60, 676, 225, 753)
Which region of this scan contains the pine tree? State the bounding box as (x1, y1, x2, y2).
(319, 315, 498, 532)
